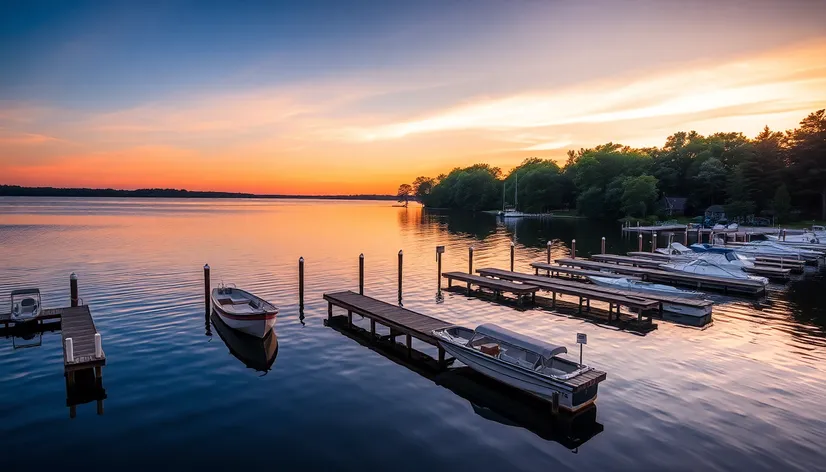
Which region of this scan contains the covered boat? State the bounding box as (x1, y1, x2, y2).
(728, 240, 821, 261)
(432, 323, 605, 412)
(765, 232, 821, 244)
(661, 259, 768, 285)
(588, 276, 711, 318)
(10, 288, 42, 322)
(211, 285, 278, 338)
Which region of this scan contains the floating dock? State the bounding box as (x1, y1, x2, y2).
(478, 268, 713, 326)
(324, 290, 452, 363)
(591, 253, 790, 280)
(555, 258, 766, 296)
(442, 272, 540, 305)
(475, 268, 659, 322)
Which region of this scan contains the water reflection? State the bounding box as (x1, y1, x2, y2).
(66, 367, 106, 419)
(326, 315, 603, 450)
(211, 312, 279, 374)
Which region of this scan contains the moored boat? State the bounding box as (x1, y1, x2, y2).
(211, 285, 278, 338)
(432, 323, 605, 412)
(10, 289, 42, 322)
(211, 312, 279, 372)
(587, 276, 711, 318)
(661, 259, 768, 285)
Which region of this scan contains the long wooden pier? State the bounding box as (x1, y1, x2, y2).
(591, 253, 790, 280)
(324, 290, 452, 363)
(476, 268, 659, 322)
(555, 258, 766, 295)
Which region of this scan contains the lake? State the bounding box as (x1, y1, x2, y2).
(1, 198, 825, 471)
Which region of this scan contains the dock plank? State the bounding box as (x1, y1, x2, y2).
(530, 262, 641, 280)
(60, 305, 105, 372)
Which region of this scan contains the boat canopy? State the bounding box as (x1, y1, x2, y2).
(474, 323, 567, 359)
(11, 288, 40, 297)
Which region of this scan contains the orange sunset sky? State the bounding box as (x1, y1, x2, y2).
(1, 1, 825, 194)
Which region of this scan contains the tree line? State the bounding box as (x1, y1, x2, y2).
(399, 109, 826, 221)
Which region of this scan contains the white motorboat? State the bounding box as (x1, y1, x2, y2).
(211, 285, 278, 338)
(765, 232, 821, 244)
(10, 289, 42, 322)
(729, 240, 821, 261)
(587, 276, 711, 318)
(661, 259, 769, 285)
(432, 323, 605, 412)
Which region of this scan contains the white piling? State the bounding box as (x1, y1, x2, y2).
(94, 333, 102, 358)
(65, 338, 74, 362)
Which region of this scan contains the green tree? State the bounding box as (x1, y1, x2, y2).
(620, 175, 659, 217)
(396, 184, 412, 207)
(787, 109, 826, 219)
(411, 176, 435, 201)
(772, 184, 792, 223)
(724, 164, 755, 220)
(694, 157, 727, 206)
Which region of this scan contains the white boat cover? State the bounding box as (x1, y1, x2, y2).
(474, 323, 567, 359)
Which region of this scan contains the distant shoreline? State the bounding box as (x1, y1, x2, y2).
(0, 185, 396, 201)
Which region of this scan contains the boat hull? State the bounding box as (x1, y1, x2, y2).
(437, 341, 598, 412)
(212, 308, 276, 338)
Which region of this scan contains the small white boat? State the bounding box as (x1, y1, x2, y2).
(731, 240, 821, 261)
(661, 259, 768, 285)
(501, 208, 526, 218)
(211, 285, 278, 338)
(655, 242, 694, 256)
(211, 312, 279, 372)
(432, 324, 604, 412)
(10, 289, 42, 322)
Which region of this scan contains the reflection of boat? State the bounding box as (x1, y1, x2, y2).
(325, 316, 602, 449)
(212, 312, 278, 372)
(433, 324, 604, 412)
(10, 288, 42, 322)
(211, 285, 278, 338)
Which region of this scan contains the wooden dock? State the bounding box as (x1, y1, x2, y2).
(442, 272, 540, 305)
(324, 291, 452, 363)
(530, 262, 642, 281)
(622, 224, 688, 233)
(593, 253, 790, 280)
(60, 305, 106, 373)
(555, 258, 766, 296)
(476, 268, 659, 321)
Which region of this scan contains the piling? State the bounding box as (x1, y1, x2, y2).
(651, 232, 657, 252)
(638, 233, 643, 252)
(359, 253, 365, 295)
(510, 241, 515, 271)
(398, 250, 403, 302)
(299, 257, 305, 309)
(697, 226, 702, 244)
(546, 241, 552, 264)
(94, 333, 102, 358)
(468, 246, 474, 291)
(684, 226, 689, 245)
(203, 265, 210, 312)
(436, 246, 445, 293)
(601, 237, 606, 254)
(70, 272, 79, 307)
(571, 239, 576, 259)
(65, 338, 74, 363)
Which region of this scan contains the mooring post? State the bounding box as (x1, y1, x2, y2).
(638, 233, 643, 252)
(571, 239, 576, 259)
(398, 250, 403, 303)
(203, 264, 210, 312)
(546, 240, 552, 264)
(468, 246, 474, 291)
(65, 338, 74, 363)
(436, 246, 445, 294)
(94, 333, 102, 358)
(359, 253, 364, 295)
(684, 226, 689, 245)
(510, 241, 515, 271)
(70, 272, 79, 307)
(697, 226, 702, 244)
(747, 232, 752, 242)
(601, 236, 606, 254)
(298, 257, 305, 309)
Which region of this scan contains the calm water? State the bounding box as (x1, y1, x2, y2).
(1, 198, 825, 471)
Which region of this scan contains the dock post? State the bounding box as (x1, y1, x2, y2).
(546, 241, 552, 264)
(468, 246, 474, 291)
(299, 257, 305, 309)
(70, 272, 79, 307)
(359, 253, 364, 295)
(684, 226, 689, 245)
(438, 347, 445, 365)
(203, 265, 210, 313)
(601, 236, 606, 254)
(327, 302, 332, 322)
(398, 250, 403, 303)
(651, 232, 657, 252)
(94, 333, 102, 358)
(638, 234, 643, 252)
(571, 239, 576, 259)
(510, 241, 515, 272)
(406, 334, 412, 358)
(747, 232, 752, 242)
(697, 226, 702, 243)
(436, 246, 445, 294)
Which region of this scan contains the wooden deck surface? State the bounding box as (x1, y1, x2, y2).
(59, 306, 106, 372)
(476, 268, 660, 311)
(324, 291, 450, 345)
(555, 258, 766, 295)
(442, 272, 540, 295)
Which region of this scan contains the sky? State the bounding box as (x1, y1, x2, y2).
(1, 0, 825, 194)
